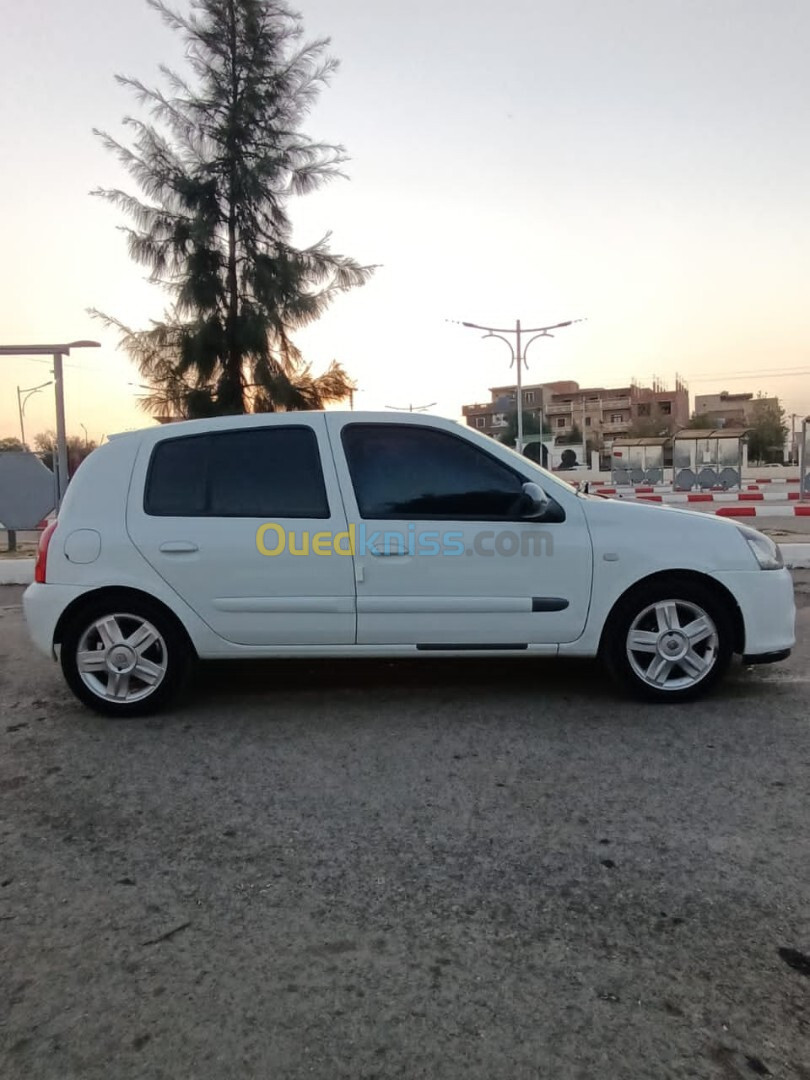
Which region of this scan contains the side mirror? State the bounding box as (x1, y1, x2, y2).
(520, 481, 550, 520)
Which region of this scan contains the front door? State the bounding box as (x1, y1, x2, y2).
(326, 416, 593, 648)
(127, 417, 356, 646)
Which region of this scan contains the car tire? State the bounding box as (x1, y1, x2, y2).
(602, 577, 735, 703)
(60, 594, 192, 717)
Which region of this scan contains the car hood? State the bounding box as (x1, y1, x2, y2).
(578, 494, 759, 572)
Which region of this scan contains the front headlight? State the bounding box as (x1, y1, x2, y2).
(741, 528, 784, 570)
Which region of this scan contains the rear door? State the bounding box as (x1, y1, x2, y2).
(126, 417, 356, 646)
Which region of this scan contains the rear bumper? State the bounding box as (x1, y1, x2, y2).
(23, 582, 89, 659)
(712, 567, 796, 657)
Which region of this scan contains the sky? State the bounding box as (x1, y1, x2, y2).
(1, 0, 809, 444)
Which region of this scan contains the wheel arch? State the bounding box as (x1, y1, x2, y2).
(598, 570, 745, 657)
(53, 586, 198, 657)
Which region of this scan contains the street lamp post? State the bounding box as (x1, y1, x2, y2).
(456, 318, 584, 453)
(0, 341, 100, 504)
(16, 380, 53, 448)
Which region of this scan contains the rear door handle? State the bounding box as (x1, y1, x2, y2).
(159, 541, 199, 554)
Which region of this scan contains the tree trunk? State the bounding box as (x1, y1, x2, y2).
(223, 0, 243, 414)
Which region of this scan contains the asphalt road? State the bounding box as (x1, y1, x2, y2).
(1, 581, 809, 1080)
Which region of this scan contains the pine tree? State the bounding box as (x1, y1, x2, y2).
(92, 0, 373, 417)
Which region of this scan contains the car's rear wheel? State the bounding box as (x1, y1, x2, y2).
(61, 596, 191, 716)
(603, 578, 734, 702)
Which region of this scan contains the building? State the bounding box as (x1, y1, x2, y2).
(460, 381, 578, 439)
(462, 376, 689, 452)
(693, 391, 777, 428)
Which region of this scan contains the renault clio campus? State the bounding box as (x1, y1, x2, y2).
(24, 412, 794, 716)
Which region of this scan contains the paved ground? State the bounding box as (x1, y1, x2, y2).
(1, 582, 809, 1080)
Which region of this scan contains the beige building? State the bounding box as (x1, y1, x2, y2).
(693, 391, 777, 428)
(462, 377, 690, 449)
(460, 381, 578, 439)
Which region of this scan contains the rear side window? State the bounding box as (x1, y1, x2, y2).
(341, 423, 525, 519)
(144, 436, 207, 516)
(144, 427, 329, 518)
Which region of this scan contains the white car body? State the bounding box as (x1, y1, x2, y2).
(23, 412, 795, 710)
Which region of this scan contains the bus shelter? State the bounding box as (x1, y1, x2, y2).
(673, 429, 747, 491)
(611, 437, 667, 487)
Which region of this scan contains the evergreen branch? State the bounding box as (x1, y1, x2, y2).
(145, 0, 196, 36)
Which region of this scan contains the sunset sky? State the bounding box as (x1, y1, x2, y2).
(1, 0, 808, 445)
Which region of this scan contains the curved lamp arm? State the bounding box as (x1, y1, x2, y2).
(522, 331, 553, 368)
(21, 381, 53, 413)
(481, 332, 516, 366)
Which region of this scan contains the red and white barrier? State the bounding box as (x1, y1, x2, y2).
(714, 505, 810, 518)
(595, 489, 804, 504)
(631, 492, 802, 504)
(752, 477, 800, 484)
(594, 479, 802, 496)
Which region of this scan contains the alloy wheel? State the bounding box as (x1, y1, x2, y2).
(76, 613, 168, 704)
(625, 599, 719, 692)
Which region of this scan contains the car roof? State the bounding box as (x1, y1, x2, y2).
(109, 411, 460, 442)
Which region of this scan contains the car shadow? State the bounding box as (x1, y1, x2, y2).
(189, 654, 603, 696)
(182, 653, 771, 711)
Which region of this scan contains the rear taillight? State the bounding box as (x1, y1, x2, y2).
(35, 521, 58, 584)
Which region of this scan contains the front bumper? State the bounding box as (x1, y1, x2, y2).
(742, 648, 792, 665)
(712, 567, 796, 658)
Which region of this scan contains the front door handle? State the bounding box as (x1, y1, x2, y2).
(159, 541, 199, 554)
(369, 544, 408, 557)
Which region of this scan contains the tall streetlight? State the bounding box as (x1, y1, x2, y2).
(17, 380, 53, 448)
(456, 318, 584, 453)
(0, 340, 100, 504)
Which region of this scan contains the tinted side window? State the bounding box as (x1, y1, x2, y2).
(145, 427, 329, 518)
(342, 424, 525, 520)
(144, 435, 209, 516)
(207, 429, 328, 517)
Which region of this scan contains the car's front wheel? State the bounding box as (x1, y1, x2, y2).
(60, 595, 191, 716)
(603, 578, 735, 702)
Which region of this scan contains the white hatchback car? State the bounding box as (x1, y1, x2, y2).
(24, 412, 794, 716)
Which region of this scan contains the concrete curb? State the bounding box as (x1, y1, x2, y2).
(780, 544, 810, 569)
(2, 546, 810, 587)
(0, 559, 35, 585)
